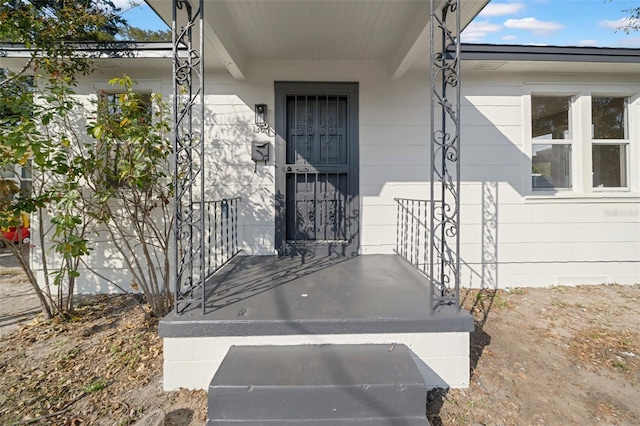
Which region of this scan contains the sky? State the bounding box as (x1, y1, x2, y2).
(113, 0, 169, 32)
(113, 0, 640, 48)
(462, 0, 640, 47)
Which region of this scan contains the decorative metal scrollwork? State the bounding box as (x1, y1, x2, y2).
(327, 203, 336, 225)
(320, 117, 336, 136)
(173, 0, 205, 314)
(429, 0, 461, 309)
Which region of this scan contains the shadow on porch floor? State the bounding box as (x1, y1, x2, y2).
(160, 254, 473, 337)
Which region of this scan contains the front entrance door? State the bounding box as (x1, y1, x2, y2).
(275, 82, 359, 255)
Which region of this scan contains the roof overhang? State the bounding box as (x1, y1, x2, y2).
(5, 41, 640, 78)
(459, 43, 640, 75)
(145, 0, 490, 81)
(0, 42, 177, 74)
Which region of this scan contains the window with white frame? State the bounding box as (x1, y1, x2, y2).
(96, 91, 152, 187)
(531, 95, 573, 190)
(591, 96, 628, 189)
(530, 93, 634, 193)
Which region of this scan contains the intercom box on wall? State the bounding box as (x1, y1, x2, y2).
(251, 141, 270, 162)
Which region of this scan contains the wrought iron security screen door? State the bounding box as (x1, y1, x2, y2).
(275, 82, 359, 255)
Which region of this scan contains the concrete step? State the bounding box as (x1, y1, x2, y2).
(207, 344, 428, 426)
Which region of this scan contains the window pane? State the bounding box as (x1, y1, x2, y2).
(592, 97, 626, 139)
(532, 144, 571, 189)
(592, 144, 627, 188)
(1, 165, 15, 179)
(19, 180, 32, 198)
(532, 96, 571, 140)
(100, 92, 152, 118)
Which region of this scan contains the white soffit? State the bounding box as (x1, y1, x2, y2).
(145, 0, 490, 80)
(462, 60, 640, 75)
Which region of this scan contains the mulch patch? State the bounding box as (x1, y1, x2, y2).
(0, 295, 162, 425)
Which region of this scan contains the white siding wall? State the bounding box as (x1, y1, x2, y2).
(459, 72, 640, 287)
(200, 61, 436, 257)
(32, 61, 640, 292)
(202, 63, 640, 288)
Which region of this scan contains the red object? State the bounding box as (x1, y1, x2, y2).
(2, 226, 31, 244)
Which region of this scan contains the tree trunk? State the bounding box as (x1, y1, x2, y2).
(4, 237, 53, 319)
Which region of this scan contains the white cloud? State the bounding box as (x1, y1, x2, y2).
(504, 17, 563, 35)
(479, 2, 525, 17)
(599, 17, 640, 31)
(577, 39, 598, 47)
(461, 21, 503, 42)
(111, 0, 142, 9)
(502, 35, 517, 41)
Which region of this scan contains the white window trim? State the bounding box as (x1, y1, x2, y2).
(88, 81, 163, 191)
(89, 79, 164, 118)
(587, 94, 631, 192)
(523, 85, 640, 202)
(526, 92, 578, 193)
(1, 164, 32, 183)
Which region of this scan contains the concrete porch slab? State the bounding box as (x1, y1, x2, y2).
(160, 254, 473, 391)
(160, 254, 473, 337)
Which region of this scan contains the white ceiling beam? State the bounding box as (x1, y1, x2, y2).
(388, 0, 444, 82)
(202, 3, 247, 81)
(144, 0, 247, 80)
(388, 0, 490, 81)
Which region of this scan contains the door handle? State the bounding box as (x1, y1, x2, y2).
(286, 167, 309, 173)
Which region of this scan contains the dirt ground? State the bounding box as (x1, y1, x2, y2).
(0, 256, 639, 425)
(429, 284, 640, 425)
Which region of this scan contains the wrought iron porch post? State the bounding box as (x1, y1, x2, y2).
(173, 0, 205, 314)
(429, 0, 461, 309)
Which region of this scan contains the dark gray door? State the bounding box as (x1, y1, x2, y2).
(275, 83, 359, 255)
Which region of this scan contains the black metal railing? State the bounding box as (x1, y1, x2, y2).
(395, 198, 430, 276)
(202, 198, 241, 278)
(175, 197, 241, 314)
(395, 197, 459, 309)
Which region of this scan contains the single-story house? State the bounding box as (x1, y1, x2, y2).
(2, 0, 639, 423)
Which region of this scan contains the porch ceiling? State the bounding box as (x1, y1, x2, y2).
(146, 0, 489, 80)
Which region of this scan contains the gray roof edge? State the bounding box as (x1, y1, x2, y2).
(4, 41, 639, 63)
(0, 41, 179, 60)
(462, 43, 640, 63)
(0, 41, 174, 51)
